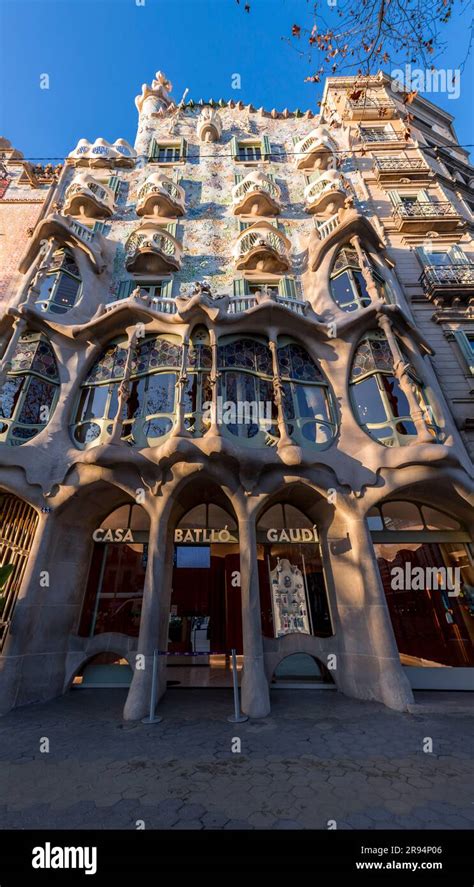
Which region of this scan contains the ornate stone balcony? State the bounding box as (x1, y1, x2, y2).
(233, 221, 291, 273)
(420, 263, 474, 304)
(232, 171, 281, 217)
(197, 108, 222, 142)
(125, 223, 182, 273)
(227, 292, 307, 316)
(346, 97, 395, 121)
(373, 156, 432, 185)
(68, 138, 136, 168)
(19, 213, 105, 274)
(104, 287, 307, 321)
(136, 174, 185, 218)
(106, 287, 178, 316)
(358, 128, 404, 145)
(293, 127, 336, 171)
(391, 201, 465, 235)
(309, 204, 384, 272)
(63, 173, 115, 219)
(304, 171, 347, 215)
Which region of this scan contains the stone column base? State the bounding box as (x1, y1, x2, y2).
(241, 655, 271, 718)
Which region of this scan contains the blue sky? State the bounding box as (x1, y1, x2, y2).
(0, 0, 473, 160)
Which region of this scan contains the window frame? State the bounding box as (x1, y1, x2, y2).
(349, 332, 440, 447)
(36, 248, 83, 315)
(72, 335, 183, 449)
(453, 330, 474, 376)
(149, 138, 187, 165)
(330, 247, 387, 312)
(0, 333, 60, 446)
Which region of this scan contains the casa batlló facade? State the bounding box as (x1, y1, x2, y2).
(0, 70, 473, 720)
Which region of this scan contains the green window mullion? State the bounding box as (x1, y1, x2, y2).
(417, 189, 430, 203)
(453, 331, 474, 375)
(278, 277, 297, 299)
(108, 176, 121, 197)
(117, 280, 135, 300)
(180, 138, 188, 161)
(230, 136, 239, 160)
(233, 278, 249, 296)
(161, 279, 174, 299)
(262, 135, 271, 160)
(449, 244, 469, 264)
(387, 190, 403, 208)
(414, 246, 428, 267)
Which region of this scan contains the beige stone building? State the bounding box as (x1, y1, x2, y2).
(0, 71, 472, 720)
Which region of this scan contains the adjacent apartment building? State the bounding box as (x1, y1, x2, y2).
(0, 70, 472, 720)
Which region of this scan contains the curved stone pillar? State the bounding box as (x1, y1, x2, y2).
(123, 504, 170, 720)
(238, 511, 271, 718)
(0, 507, 92, 712)
(324, 507, 414, 711)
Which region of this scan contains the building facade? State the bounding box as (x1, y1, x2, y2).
(0, 70, 472, 720)
(0, 139, 62, 311)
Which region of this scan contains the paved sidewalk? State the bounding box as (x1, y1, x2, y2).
(0, 688, 472, 830)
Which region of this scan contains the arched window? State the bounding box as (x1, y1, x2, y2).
(73, 334, 182, 448)
(349, 330, 438, 446)
(330, 245, 387, 312)
(0, 333, 59, 445)
(36, 247, 82, 314)
(182, 326, 213, 436)
(217, 336, 278, 444)
(278, 339, 336, 447)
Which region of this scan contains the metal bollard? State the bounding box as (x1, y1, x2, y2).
(141, 649, 163, 724)
(227, 648, 248, 723)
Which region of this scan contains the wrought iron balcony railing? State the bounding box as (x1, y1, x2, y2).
(360, 130, 403, 143)
(393, 201, 458, 220)
(374, 158, 428, 172)
(420, 263, 474, 291)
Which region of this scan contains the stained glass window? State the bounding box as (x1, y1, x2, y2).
(218, 338, 273, 376)
(217, 336, 278, 444)
(278, 340, 336, 447)
(74, 335, 183, 448)
(0, 333, 59, 446)
(85, 343, 128, 384)
(350, 331, 440, 447)
(36, 248, 82, 315)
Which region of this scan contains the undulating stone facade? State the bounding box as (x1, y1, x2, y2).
(0, 71, 472, 720)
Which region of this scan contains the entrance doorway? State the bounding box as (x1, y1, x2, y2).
(167, 503, 243, 687)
